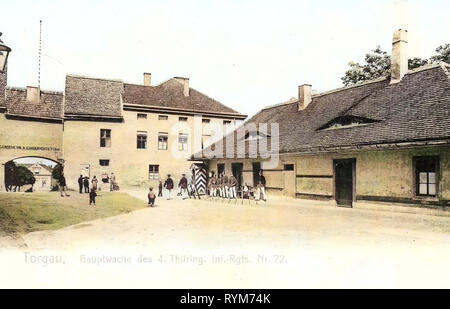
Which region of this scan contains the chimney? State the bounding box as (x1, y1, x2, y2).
(26, 86, 40, 102)
(143, 72, 151, 86)
(298, 84, 312, 110)
(174, 77, 190, 97)
(391, 29, 408, 84)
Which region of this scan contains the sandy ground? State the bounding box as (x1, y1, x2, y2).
(1, 190, 450, 288)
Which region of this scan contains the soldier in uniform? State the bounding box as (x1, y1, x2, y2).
(179, 174, 188, 200)
(228, 174, 238, 199)
(222, 173, 229, 198)
(164, 174, 174, 200)
(217, 173, 223, 197)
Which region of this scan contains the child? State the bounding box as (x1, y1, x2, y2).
(158, 181, 163, 197)
(148, 187, 156, 207)
(89, 188, 97, 206)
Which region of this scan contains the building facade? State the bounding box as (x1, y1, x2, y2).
(0, 35, 246, 191)
(201, 30, 450, 208)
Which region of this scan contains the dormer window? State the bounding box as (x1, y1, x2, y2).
(318, 116, 378, 131)
(242, 131, 270, 141)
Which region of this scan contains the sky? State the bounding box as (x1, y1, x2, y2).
(1, 0, 449, 117)
(14, 157, 57, 167)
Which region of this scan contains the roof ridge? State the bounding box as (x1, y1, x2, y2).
(66, 74, 123, 83)
(6, 86, 63, 95)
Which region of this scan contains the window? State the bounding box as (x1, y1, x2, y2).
(158, 115, 168, 120)
(318, 116, 378, 131)
(179, 116, 188, 122)
(414, 156, 439, 197)
(149, 165, 159, 180)
(137, 131, 148, 149)
(284, 164, 294, 171)
(202, 134, 211, 150)
(137, 113, 147, 119)
(99, 159, 110, 166)
(158, 133, 168, 150)
(202, 118, 210, 123)
(178, 133, 188, 151)
(223, 120, 232, 125)
(100, 129, 111, 147)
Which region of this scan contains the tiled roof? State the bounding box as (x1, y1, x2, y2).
(198, 62, 450, 157)
(64, 75, 124, 118)
(123, 79, 245, 118)
(0, 69, 7, 109)
(5, 87, 63, 120)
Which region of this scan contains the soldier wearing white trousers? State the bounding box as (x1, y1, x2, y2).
(256, 170, 267, 201)
(228, 175, 237, 199)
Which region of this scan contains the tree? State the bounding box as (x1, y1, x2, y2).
(342, 43, 449, 86)
(15, 166, 36, 188)
(4, 161, 36, 192)
(341, 46, 391, 86)
(430, 43, 450, 64)
(4, 161, 16, 192)
(52, 164, 64, 182)
(408, 57, 429, 70)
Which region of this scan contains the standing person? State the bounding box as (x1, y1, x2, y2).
(89, 188, 97, 206)
(223, 174, 229, 199)
(257, 170, 267, 202)
(164, 174, 174, 200)
(83, 176, 90, 193)
(211, 174, 218, 197)
(207, 172, 214, 197)
(91, 176, 98, 191)
(217, 174, 223, 197)
(148, 187, 156, 207)
(179, 174, 188, 200)
(110, 172, 116, 192)
(229, 174, 237, 199)
(59, 173, 70, 197)
(158, 181, 163, 197)
(78, 175, 83, 194)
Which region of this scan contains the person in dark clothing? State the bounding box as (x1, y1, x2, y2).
(179, 174, 188, 199)
(83, 177, 90, 193)
(164, 174, 174, 200)
(148, 187, 156, 207)
(158, 181, 163, 197)
(78, 175, 83, 194)
(257, 170, 267, 201)
(59, 173, 70, 197)
(89, 188, 97, 206)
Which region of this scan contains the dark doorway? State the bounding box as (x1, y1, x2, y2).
(334, 159, 355, 207)
(232, 163, 243, 190)
(252, 162, 261, 187)
(217, 163, 225, 176)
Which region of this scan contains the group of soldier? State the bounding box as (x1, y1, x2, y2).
(207, 170, 267, 201)
(207, 172, 239, 199)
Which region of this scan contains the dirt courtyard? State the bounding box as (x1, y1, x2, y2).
(1, 190, 450, 288)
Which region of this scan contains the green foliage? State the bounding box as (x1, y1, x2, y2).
(4, 161, 35, 190)
(430, 43, 450, 64)
(14, 166, 36, 187)
(408, 57, 429, 70)
(342, 43, 449, 86)
(341, 46, 391, 86)
(52, 164, 63, 181)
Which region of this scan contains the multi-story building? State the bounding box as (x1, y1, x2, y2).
(0, 33, 246, 191)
